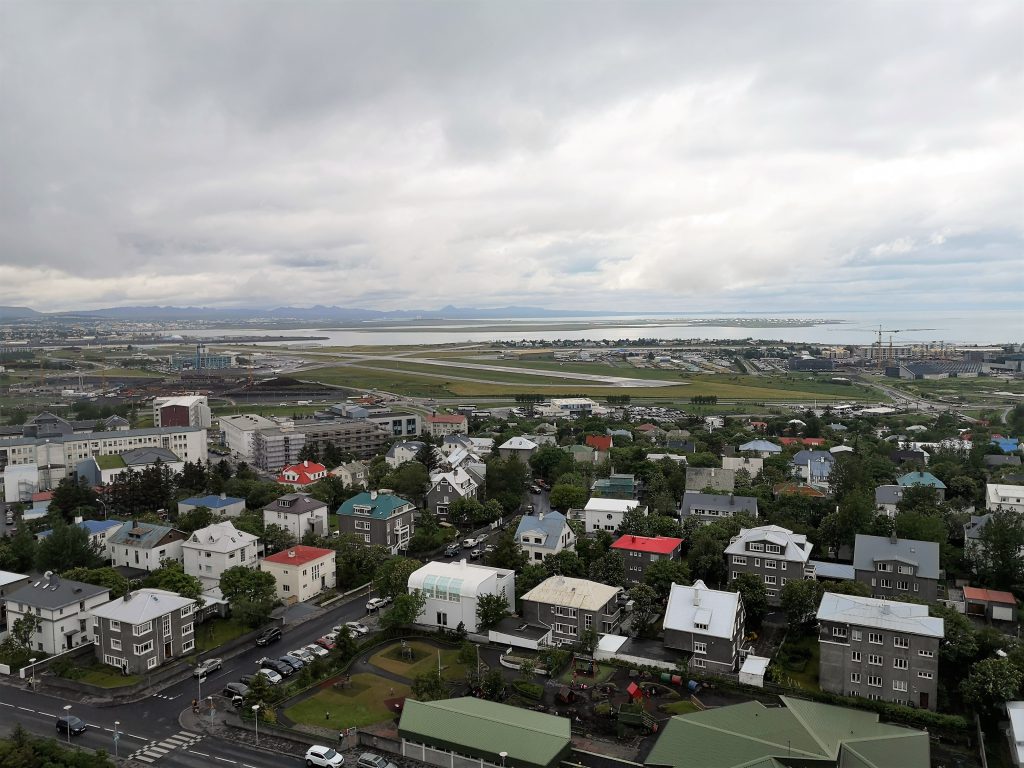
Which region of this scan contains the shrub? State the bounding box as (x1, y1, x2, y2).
(511, 680, 544, 700)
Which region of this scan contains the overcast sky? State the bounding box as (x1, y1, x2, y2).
(1, 1, 1021, 313)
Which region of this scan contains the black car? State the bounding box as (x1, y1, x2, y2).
(444, 543, 461, 557)
(56, 716, 87, 737)
(223, 681, 250, 698)
(255, 626, 282, 646)
(259, 658, 293, 677)
(278, 655, 305, 672)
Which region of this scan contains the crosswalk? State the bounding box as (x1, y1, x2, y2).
(150, 693, 178, 701)
(128, 730, 204, 763)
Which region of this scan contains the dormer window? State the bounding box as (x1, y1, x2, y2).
(695, 621, 709, 630)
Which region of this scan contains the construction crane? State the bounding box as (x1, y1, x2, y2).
(836, 326, 938, 367)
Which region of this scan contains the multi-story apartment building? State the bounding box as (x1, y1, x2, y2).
(516, 511, 577, 563)
(663, 580, 746, 674)
(520, 576, 622, 644)
(260, 546, 337, 602)
(610, 535, 683, 585)
(725, 525, 813, 604)
(582, 498, 645, 534)
(262, 493, 328, 540)
(295, 419, 391, 461)
(92, 588, 197, 674)
(107, 522, 187, 572)
(182, 521, 261, 588)
(252, 427, 306, 472)
(425, 468, 479, 520)
(152, 395, 212, 429)
(853, 534, 939, 603)
(5, 573, 111, 655)
(817, 592, 943, 710)
(425, 414, 468, 438)
(680, 491, 759, 524)
(365, 410, 422, 438)
(337, 491, 414, 554)
(220, 414, 276, 461)
(986, 483, 1024, 513)
(408, 559, 516, 633)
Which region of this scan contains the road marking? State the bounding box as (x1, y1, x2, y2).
(213, 756, 235, 763)
(148, 747, 168, 756)
(180, 730, 201, 738)
(135, 757, 155, 764)
(189, 750, 211, 757)
(16, 706, 34, 713)
(0, 702, 13, 708)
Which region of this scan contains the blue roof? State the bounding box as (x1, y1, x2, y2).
(181, 495, 245, 509)
(897, 471, 946, 490)
(515, 511, 569, 551)
(38, 519, 122, 540)
(993, 437, 1021, 453)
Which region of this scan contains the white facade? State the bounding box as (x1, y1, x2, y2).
(584, 498, 644, 534)
(987, 484, 1024, 514)
(4, 576, 111, 655)
(260, 547, 337, 603)
(106, 523, 186, 572)
(262, 495, 329, 540)
(408, 559, 515, 633)
(182, 521, 261, 588)
(220, 414, 276, 461)
(3, 462, 39, 503)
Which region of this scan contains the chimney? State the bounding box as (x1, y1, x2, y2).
(220, 492, 226, 500)
(538, 511, 545, 521)
(693, 586, 701, 606)
(890, 531, 898, 545)
(74, 514, 83, 525)
(288, 549, 296, 558)
(729, 494, 735, 506)
(370, 490, 378, 501)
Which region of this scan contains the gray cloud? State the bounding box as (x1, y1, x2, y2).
(0, 1, 1020, 312)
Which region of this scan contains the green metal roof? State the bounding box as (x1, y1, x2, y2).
(644, 696, 929, 768)
(399, 698, 571, 768)
(337, 492, 412, 519)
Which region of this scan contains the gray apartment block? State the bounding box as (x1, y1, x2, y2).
(817, 593, 943, 710)
(520, 577, 622, 645)
(680, 491, 759, 524)
(725, 525, 813, 605)
(300, 419, 393, 459)
(92, 588, 198, 674)
(853, 534, 939, 603)
(253, 428, 306, 472)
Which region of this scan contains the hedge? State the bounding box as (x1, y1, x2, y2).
(511, 680, 544, 701)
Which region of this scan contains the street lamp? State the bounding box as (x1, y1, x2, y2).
(62, 705, 72, 746)
(113, 721, 120, 758)
(197, 673, 206, 707)
(28, 657, 36, 689)
(207, 695, 214, 720)
(252, 705, 260, 746)
(500, 751, 508, 768)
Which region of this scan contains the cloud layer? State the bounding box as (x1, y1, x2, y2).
(1, 1, 1021, 312)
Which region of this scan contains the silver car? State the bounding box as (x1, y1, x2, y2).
(356, 753, 398, 768)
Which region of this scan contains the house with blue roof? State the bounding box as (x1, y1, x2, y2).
(738, 439, 783, 457)
(37, 518, 122, 552)
(790, 450, 835, 485)
(897, 471, 946, 501)
(107, 521, 187, 572)
(177, 493, 247, 519)
(515, 510, 576, 563)
(993, 437, 1021, 454)
(337, 491, 415, 554)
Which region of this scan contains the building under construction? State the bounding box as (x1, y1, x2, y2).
(168, 344, 234, 371)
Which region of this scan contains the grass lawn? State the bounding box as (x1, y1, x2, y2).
(661, 700, 700, 715)
(195, 618, 251, 654)
(556, 662, 617, 686)
(77, 666, 143, 688)
(777, 633, 821, 692)
(285, 673, 411, 728)
(369, 641, 466, 682)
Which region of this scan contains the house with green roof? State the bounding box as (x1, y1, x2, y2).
(336, 490, 415, 554)
(399, 698, 572, 768)
(896, 471, 946, 501)
(591, 473, 639, 499)
(644, 696, 929, 768)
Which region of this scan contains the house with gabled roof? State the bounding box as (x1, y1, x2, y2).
(498, 436, 539, 462)
(680, 491, 758, 524)
(107, 521, 187, 572)
(791, 449, 835, 484)
(182, 520, 260, 587)
(259, 545, 336, 602)
(521, 576, 622, 643)
(5, 573, 111, 655)
(92, 588, 197, 674)
(178, 493, 247, 518)
(897, 471, 946, 501)
(663, 580, 745, 674)
(337, 490, 414, 554)
(686, 467, 735, 493)
(515, 510, 576, 562)
(425, 467, 479, 521)
(263, 492, 328, 540)
(611, 534, 683, 585)
(277, 460, 328, 488)
(725, 525, 813, 604)
(853, 534, 940, 603)
(738, 438, 782, 456)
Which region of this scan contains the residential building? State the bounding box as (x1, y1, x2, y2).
(791, 450, 835, 484)
(874, 485, 904, 516)
(497, 436, 539, 462)
(897, 471, 946, 501)
(964, 513, 1024, 573)
(516, 510, 577, 562)
(591, 473, 639, 499)
(152, 395, 212, 429)
(5, 573, 110, 655)
(330, 460, 368, 488)
(721, 456, 762, 478)
(611, 535, 683, 585)
(645, 696, 931, 768)
(816, 592, 943, 710)
(37, 519, 122, 553)
(76, 446, 184, 485)
(364, 410, 421, 438)
(262, 493, 328, 540)
(425, 468, 479, 521)
(399, 698, 572, 768)
(548, 397, 598, 416)
(276, 460, 328, 488)
(1008, 702, 1024, 768)
(107, 521, 187, 572)
(962, 586, 1018, 625)
(680, 491, 759, 524)
(585, 434, 613, 454)
(425, 413, 468, 437)
(219, 414, 275, 461)
(647, 453, 687, 465)
(252, 427, 306, 472)
(92, 588, 197, 673)
(182, 521, 260, 588)
(685, 467, 735, 492)
(984, 454, 1022, 469)
(386, 440, 427, 468)
(177, 493, 247, 519)
(336, 491, 414, 554)
(295, 419, 392, 459)
(853, 534, 940, 603)
(987, 483, 1024, 513)
(260, 545, 337, 602)
(0, 570, 31, 631)
(408, 559, 515, 633)
(521, 576, 622, 643)
(567, 444, 596, 464)
(663, 580, 745, 674)
(725, 525, 813, 603)
(583, 497, 645, 534)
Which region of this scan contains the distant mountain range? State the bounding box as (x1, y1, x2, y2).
(1, 304, 649, 322)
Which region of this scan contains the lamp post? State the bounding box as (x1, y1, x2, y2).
(252, 705, 260, 746)
(62, 705, 72, 746)
(197, 673, 205, 707)
(113, 721, 120, 758)
(500, 751, 508, 768)
(28, 657, 36, 689)
(207, 696, 214, 719)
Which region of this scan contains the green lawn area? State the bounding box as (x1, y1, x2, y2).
(77, 666, 142, 688)
(284, 673, 411, 728)
(661, 700, 700, 715)
(777, 632, 821, 692)
(369, 641, 466, 682)
(195, 618, 251, 654)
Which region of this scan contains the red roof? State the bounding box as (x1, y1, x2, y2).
(277, 461, 327, 485)
(636, 423, 659, 431)
(774, 482, 827, 498)
(262, 545, 334, 566)
(749, 421, 768, 429)
(611, 535, 683, 555)
(427, 414, 466, 424)
(962, 586, 1016, 605)
(779, 437, 825, 447)
(586, 435, 613, 452)
(31, 491, 54, 502)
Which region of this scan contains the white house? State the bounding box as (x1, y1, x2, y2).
(583, 498, 645, 534)
(515, 510, 577, 562)
(663, 580, 746, 674)
(722, 456, 763, 478)
(987, 484, 1024, 514)
(182, 521, 261, 588)
(330, 461, 369, 488)
(497, 436, 539, 462)
(5, 573, 111, 655)
(260, 545, 337, 603)
(408, 559, 516, 633)
(277, 460, 328, 489)
(262, 493, 329, 539)
(106, 522, 187, 572)
(220, 414, 276, 461)
(385, 440, 428, 468)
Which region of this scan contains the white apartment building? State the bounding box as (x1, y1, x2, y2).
(262, 494, 329, 540)
(987, 484, 1024, 514)
(583, 498, 645, 534)
(107, 522, 187, 572)
(183, 521, 261, 588)
(219, 414, 276, 460)
(408, 559, 516, 633)
(5, 574, 111, 655)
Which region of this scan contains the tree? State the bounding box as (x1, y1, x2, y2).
(179, 460, 208, 494)
(485, 528, 527, 572)
(9, 613, 41, 651)
(411, 669, 449, 702)
(480, 667, 506, 699)
(219, 566, 278, 627)
(588, 551, 626, 589)
(627, 584, 659, 638)
(414, 443, 440, 474)
(484, 456, 530, 513)
(548, 483, 587, 511)
(476, 592, 511, 631)
(383, 462, 430, 505)
(971, 508, 1024, 588)
(931, 604, 978, 666)
(643, 558, 690, 601)
(368, 456, 389, 490)
(261, 523, 296, 554)
(297, 443, 320, 463)
(529, 445, 574, 484)
(779, 579, 824, 629)
(0, 525, 37, 573)
(374, 557, 422, 600)
(961, 657, 1024, 717)
(143, 560, 204, 600)
(35, 517, 100, 572)
(308, 476, 353, 512)
(48, 476, 99, 523)
(730, 573, 769, 627)
(380, 590, 427, 631)
(176, 505, 214, 535)
(62, 566, 130, 598)
(688, 536, 727, 587)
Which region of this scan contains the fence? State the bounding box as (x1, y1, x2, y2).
(401, 739, 506, 768)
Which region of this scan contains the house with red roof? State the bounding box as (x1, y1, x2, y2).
(259, 545, 337, 602)
(585, 434, 613, 453)
(426, 413, 468, 437)
(962, 586, 1018, 625)
(779, 437, 827, 448)
(277, 460, 327, 488)
(611, 535, 683, 584)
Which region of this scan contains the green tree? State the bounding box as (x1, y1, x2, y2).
(627, 583, 659, 638)
(380, 590, 427, 631)
(476, 592, 511, 631)
(382, 462, 430, 506)
(219, 566, 278, 627)
(411, 669, 449, 702)
(484, 456, 530, 513)
(529, 445, 574, 484)
(588, 551, 626, 589)
(730, 573, 769, 627)
(62, 566, 130, 599)
(485, 528, 527, 572)
(971, 508, 1024, 588)
(368, 456, 389, 490)
(414, 443, 440, 474)
(480, 667, 506, 699)
(308, 475, 353, 512)
(0, 525, 37, 573)
(548, 483, 587, 511)
(35, 517, 100, 572)
(48, 476, 99, 523)
(143, 560, 204, 600)
(9, 613, 41, 650)
(374, 557, 422, 600)
(643, 558, 690, 601)
(779, 579, 824, 629)
(261, 523, 297, 554)
(931, 604, 978, 666)
(297, 443, 320, 463)
(961, 657, 1023, 717)
(176, 505, 213, 535)
(688, 536, 727, 587)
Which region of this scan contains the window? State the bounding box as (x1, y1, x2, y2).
(180, 604, 193, 618)
(554, 606, 578, 619)
(693, 642, 707, 655)
(766, 589, 777, 598)
(754, 559, 761, 568)
(765, 544, 782, 554)
(868, 654, 883, 666)
(109, 620, 120, 632)
(852, 630, 862, 641)
(134, 621, 153, 636)
(850, 672, 861, 683)
(867, 676, 882, 688)
(104, 654, 126, 668)
(554, 623, 578, 637)
(134, 640, 154, 655)
(764, 574, 776, 585)
(111, 638, 122, 651)
(918, 671, 933, 679)
(880, 579, 891, 589)
(147, 656, 158, 670)
(733, 556, 747, 566)
(893, 680, 908, 692)
(182, 639, 195, 653)
(691, 657, 706, 669)
(898, 565, 913, 575)
(918, 649, 934, 658)
(851, 651, 861, 662)
(732, 571, 739, 580)
(868, 632, 882, 644)
(781, 578, 788, 586)
(896, 581, 909, 591)
(913, 583, 919, 592)
(832, 627, 848, 639)
(182, 623, 193, 635)
(585, 614, 593, 630)
(749, 543, 764, 552)
(893, 658, 908, 670)
(893, 636, 909, 649)
(876, 563, 891, 572)
(765, 559, 777, 570)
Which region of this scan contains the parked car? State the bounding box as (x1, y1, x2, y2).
(289, 648, 315, 664)
(255, 626, 282, 646)
(239, 674, 256, 686)
(469, 548, 483, 560)
(305, 643, 329, 658)
(356, 753, 398, 768)
(476, 532, 488, 543)
(366, 597, 389, 612)
(316, 635, 336, 650)
(223, 681, 249, 698)
(484, 544, 495, 554)
(255, 668, 283, 685)
(342, 621, 369, 637)
(305, 745, 345, 767)
(462, 537, 478, 548)
(56, 716, 87, 737)
(279, 655, 305, 672)
(444, 543, 461, 557)
(259, 658, 294, 678)
(530, 484, 542, 494)
(193, 658, 222, 678)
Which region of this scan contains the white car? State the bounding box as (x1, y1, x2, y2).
(305, 745, 345, 767)
(344, 621, 370, 636)
(256, 668, 283, 685)
(366, 597, 389, 612)
(304, 643, 329, 658)
(290, 648, 316, 663)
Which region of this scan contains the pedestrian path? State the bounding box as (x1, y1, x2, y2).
(127, 729, 204, 763)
